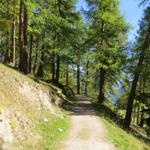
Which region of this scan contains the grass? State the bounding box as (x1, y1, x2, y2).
(12, 108, 70, 150)
(92, 101, 150, 150)
(103, 119, 150, 150)
(0, 63, 71, 150)
(35, 109, 70, 150)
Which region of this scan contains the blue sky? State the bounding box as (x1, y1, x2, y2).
(76, 0, 145, 42)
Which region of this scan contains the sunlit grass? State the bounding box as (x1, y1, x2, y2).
(102, 118, 150, 150)
(92, 101, 150, 150)
(35, 110, 70, 150)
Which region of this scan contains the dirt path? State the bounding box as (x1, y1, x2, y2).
(61, 95, 117, 150)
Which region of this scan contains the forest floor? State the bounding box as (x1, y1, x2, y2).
(61, 95, 116, 150)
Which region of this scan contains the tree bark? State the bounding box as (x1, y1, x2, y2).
(85, 60, 89, 96)
(133, 104, 136, 124)
(139, 106, 144, 127)
(4, 32, 9, 63)
(77, 62, 80, 94)
(12, 0, 16, 67)
(66, 65, 69, 86)
(36, 51, 44, 78)
(12, 16, 16, 66)
(98, 20, 106, 104)
(36, 33, 45, 78)
(29, 33, 33, 73)
(19, 0, 28, 74)
(98, 68, 106, 104)
(52, 35, 57, 83)
(33, 36, 39, 74)
(123, 24, 150, 129)
(137, 103, 140, 125)
(52, 53, 55, 82)
(55, 54, 60, 84)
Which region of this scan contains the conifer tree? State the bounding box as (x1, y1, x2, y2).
(124, 6, 150, 129)
(87, 0, 128, 104)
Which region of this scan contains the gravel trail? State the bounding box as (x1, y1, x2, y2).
(61, 95, 117, 150)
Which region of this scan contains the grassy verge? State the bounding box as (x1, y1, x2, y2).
(103, 118, 149, 150)
(12, 108, 70, 150)
(92, 102, 150, 150)
(35, 109, 70, 150)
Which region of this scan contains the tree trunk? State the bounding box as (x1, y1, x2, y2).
(66, 65, 69, 86)
(77, 63, 80, 94)
(55, 54, 60, 84)
(19, 0, 28, 74)
(123, 24, 150, 129)
(123, 53, 144, 129)
(12, 1, 16, 67)
(133, 104, 136, 124)
(52, 53, 55, 82)
(36, 51, 44, 78)
(4, 32, 9, 63)
(52, 36, 57, 83)
(98, 68, 106, 104)
(12, 17, 16, 66)
(137, 103, 140, 125)
(33, 36, 39, 74)
(139, 107, 144, 127)
(36, 33, 45, 78)
(29, 33, 33, 73)
(85, 60, 89, 96)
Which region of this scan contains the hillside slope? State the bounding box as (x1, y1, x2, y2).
(0, 64, 70, 150)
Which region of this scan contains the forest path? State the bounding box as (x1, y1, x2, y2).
(61, 95, 117, 150)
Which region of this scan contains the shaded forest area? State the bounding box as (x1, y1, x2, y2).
(0, 0, 150, 143)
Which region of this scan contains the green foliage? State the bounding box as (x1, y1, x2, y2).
(0, 0, 150, 146)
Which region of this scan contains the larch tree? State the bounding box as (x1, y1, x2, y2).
(124, 7, 150, 129)
(87, 0, 128, 104)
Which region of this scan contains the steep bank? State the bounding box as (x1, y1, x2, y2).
(0, 64, 70, 150)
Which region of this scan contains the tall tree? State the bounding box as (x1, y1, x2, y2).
(19, 0, 28, 74)
(87, 0, 128, 104)
(124, 7, 150, 129)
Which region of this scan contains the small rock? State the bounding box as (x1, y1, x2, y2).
(0, 120, 13, 143)
(44, 107, 48, 110)
(60, 116, 64, 120)
(44, 118, 49, 123)
(57, 128, 63, 132)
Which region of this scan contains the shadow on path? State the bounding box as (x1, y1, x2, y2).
(70, 95, 97, 116)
